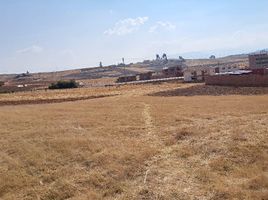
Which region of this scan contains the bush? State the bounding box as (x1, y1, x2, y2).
(48, 80, 78, 90)
(0, 81, 4, 87)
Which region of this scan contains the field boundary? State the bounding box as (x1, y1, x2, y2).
(0, 94, 118, 106)
(105, 77, 184, 86)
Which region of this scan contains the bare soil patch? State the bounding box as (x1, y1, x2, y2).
(150, 84, 268, 96)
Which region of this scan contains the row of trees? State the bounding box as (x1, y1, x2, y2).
(156, 53, 168, 60)
(100, 53, 216, 69)
(155, 54, 187, 62)
(156, 54, 216, 61)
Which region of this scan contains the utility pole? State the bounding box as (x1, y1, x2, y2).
(122, 57, 126, 75)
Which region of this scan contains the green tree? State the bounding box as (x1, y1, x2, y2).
(48, 80, 78, 90)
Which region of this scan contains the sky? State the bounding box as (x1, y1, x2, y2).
(1, 0, 268, 73)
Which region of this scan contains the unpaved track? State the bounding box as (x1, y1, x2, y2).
(140, 102, 174, 188)
(142, 103, 155, 139)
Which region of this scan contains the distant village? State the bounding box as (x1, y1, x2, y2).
(1, 50, 268, 93)
(116, 51, 268, 87)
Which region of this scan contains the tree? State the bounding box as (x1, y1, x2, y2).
(48, 80, 78, 90)
(156, 54, 160, 60)
(162, 53, 168, 60)
(99, 62, 103, 67)
(210, 55, 216, 59)
(179, 56, 185, 62)
(0, 81, 4, 87)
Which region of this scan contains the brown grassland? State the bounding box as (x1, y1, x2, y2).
(0, 82, 267, 200)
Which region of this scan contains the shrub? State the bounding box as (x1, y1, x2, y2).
(0, 81, 4, 87)
(48, 80, 78, 90)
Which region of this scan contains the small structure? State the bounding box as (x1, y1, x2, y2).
(162, 66, 183, 77)
(183, 66, 215, 82)
(117, 72, 154, 83)
(205, 71, 268, 87)
(214, 65, 239, 74)
(136, 72, 153, 81)
(17, 84, 28, 88)
(183, 64, 241, 82)
(116, 75, 136, 83)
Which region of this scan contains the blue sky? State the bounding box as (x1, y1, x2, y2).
(1, 0, 268, 73)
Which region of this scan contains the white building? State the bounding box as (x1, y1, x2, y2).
(183, 65, 240, 82)
(215, 65, 239, 74)
(183, 66, 215, 82)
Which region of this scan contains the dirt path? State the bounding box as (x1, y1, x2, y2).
(142, 103, 155, 139)
(135, 101, 191, 200)
(140, 103, 174, 186)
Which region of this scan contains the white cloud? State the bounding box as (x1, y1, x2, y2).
(17, 45, 43, 54)
(149, 21, 176, 33)
(104, 16, 149, 36)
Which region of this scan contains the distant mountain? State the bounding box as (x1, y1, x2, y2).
(0, 49, 261, 80)
(169, 51, 212, 59)
(220, 53, 248, 60)
(170, 48, 268, 60)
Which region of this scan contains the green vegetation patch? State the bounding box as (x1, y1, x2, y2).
(49, 80, 78, 90)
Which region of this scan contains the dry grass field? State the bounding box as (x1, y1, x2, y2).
(0, 82, 267, 200)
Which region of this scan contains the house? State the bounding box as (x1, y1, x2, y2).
(214, 65, 239, 74)
(249, 52, 268, 69)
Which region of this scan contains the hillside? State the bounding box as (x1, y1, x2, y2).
(0, 54, 249, 91)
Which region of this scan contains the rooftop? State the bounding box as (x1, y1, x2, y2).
(215, 70, 252, 75)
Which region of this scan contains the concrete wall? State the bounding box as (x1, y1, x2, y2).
(205, 74, 268, 87)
